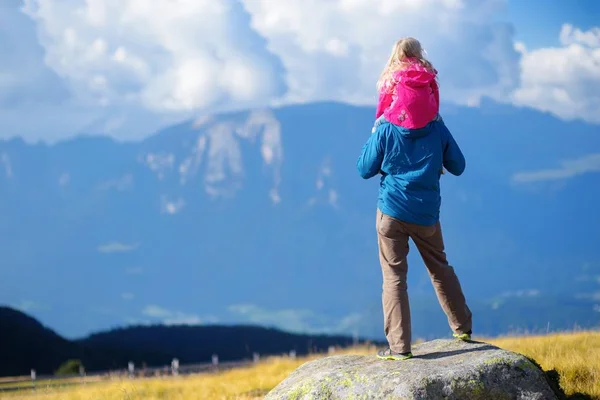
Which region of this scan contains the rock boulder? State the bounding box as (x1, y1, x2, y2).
(265, 339, 560, 400)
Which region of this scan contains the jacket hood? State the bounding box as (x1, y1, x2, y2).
(393, 61, 437, 88)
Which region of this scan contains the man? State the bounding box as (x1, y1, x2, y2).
(357, 117, 473, 360)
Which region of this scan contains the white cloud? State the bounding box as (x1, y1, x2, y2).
(125, 266, 143, 275)
(329, 189, 339, 208)
(0, 1, 68, 107)
(21, 0, 286, 113)
(97, 241, 139, 253)
(228, 304, 315, 333)
(575, 292, 600, 302)
(269, 189, 282, 205)
(124, 317, 152, 326)
(512, 24, 600, 123)
(241, 0, 519, 107)
(490, 289, 540, 310)
(1, 153, 13, 178)
(121, 292, 134, 300)
(161, 196, 186, 215)
(58, 172, 70, 186)
(164, 315, 203, 326)
(142, 305, 203, 326)
(9, 0, 521, 142)
(316, 178, 324, 190)
(4, 0, 598, 141)
(0, 1, 106, 142)
(512, 153, 600, 184)
(142, 305, 171, 318)
(14, 300, 49, 312)
(228, 303, 363, 334)
(560, 25, 600, 48)
(500, 289, 540, 298)
(96, 174, 133, 191)
(574, 274, 600, 284)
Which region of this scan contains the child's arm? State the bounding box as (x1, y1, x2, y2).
(357, 128, 385, 179)
(431, 79, 440, 110)
(375, 90, 393, 119)
(376, 75, 400, 119)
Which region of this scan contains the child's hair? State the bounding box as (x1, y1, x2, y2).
(376, 37, 436, 91)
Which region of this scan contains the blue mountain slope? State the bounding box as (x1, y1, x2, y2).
(0, 100, 598, 339)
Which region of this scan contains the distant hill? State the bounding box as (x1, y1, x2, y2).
(0, 306, 375, 377)
(0, 307, 79, 377)
(80, 324, 367, 366)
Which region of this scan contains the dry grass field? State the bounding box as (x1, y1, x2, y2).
(2, 331, 598, 400)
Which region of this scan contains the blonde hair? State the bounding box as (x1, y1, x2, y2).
(377, 37, 436, 91)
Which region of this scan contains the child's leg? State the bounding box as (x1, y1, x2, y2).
(372, 115, 389, 133)
(375, 115, 388, 126)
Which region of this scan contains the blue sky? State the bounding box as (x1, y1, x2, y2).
(0, 0, 598, 142)
(508, 0, 600, 47)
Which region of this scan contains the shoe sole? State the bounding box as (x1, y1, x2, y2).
(376, 353, 413, 361)
(453, 334, 472, 342)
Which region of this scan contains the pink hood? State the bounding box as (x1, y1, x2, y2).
(393, 61, 437, 88)
(376, 59, 440, 129)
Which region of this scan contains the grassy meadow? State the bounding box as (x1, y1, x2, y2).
(1, 331, 598, 400)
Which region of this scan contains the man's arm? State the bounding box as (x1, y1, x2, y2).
(357, 128, 385, 179)
(441, 124, 466, 176)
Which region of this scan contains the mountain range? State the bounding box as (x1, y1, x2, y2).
(0, 99, 599, 341)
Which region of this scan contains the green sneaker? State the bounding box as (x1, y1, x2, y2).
(453, 330, 472, 341)
(376, 348, 413, 361)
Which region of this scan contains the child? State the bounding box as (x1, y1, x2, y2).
(372, 37, 445, 175)
(372, 37, 440, 133)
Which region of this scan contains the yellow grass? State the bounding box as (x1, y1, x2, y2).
(487, 331, 600, 399)
(3, 331, 598, 400)
(0, 354, 337, 400)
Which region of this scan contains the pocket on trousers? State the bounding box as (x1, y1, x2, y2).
(377, 213, 403, 239)
(416, 222, 438, 239)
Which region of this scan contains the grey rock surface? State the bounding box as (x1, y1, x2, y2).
(265, 339, 559, 400)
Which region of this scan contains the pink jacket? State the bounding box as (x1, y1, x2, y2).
(375, 60, 439, 129)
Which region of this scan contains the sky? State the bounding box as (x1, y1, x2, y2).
(0, 0, 598, 143)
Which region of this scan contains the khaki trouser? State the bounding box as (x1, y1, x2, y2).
(376, 209, 472, 353)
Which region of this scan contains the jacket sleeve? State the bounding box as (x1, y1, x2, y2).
(375, 90, 392, 119)
(441, 124, 466, 176)
(357, 128, 385, 179)
(431, 79, 440, 110)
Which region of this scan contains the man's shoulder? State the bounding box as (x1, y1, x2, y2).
(373, 121, 394, 136)
(425, 119, 450, 139)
